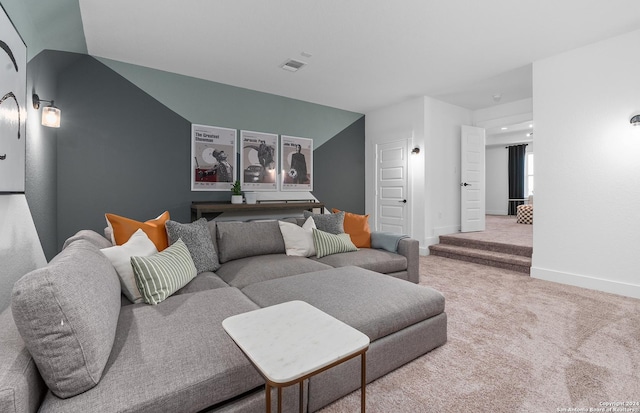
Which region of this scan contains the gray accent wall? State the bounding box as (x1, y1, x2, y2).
(1, 0, 87, 60)
(312, 117, 365, 214)
(25, 51, 70, 260)
(55, 55, 192, 249)
(42, 53, 365, 251)
(97, 58, 363, 149)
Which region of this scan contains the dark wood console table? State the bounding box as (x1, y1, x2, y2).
(191, 200, 325, 221)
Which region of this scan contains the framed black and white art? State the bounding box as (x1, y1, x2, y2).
(0, 6, 27, 193)
(240, 130, 278, 191)
(281, 135, 313, 191)
(191, 124, 237, 191)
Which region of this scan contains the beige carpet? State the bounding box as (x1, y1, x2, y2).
(443, 214, 533, 249)
(319, 256, 640, 412)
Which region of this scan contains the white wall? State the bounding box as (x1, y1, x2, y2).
(485, 146, 508, 215)
(0, 195, 47, 311)
(532, 29, 640, 299)
(474, 98, 533, 129)
(475, 98, 533, 217)
(424, 97, 473, 242)
(365, 96, 425, 246)
(365, 96, 471, 254)
(485, 142, 534, 216)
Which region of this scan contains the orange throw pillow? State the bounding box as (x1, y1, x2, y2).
(331, 208, 371, 248)
(105, 211, 170, 251)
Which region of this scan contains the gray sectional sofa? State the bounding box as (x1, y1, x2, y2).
(0, 218, 447, 413)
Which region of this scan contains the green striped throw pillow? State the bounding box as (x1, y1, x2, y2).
(312, 228, 359, 258)
(131, 238, 197, 305)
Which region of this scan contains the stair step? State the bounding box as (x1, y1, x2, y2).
(429, 244, 531, 274)
(438, 235, 532, 258)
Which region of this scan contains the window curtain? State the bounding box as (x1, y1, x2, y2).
(507, 144, 528, 215)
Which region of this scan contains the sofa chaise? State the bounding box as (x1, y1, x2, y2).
(0, 215, 447, 413)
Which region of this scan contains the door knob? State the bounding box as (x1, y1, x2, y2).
(460, 182, 471, 187)
(399, 199, 407, 203)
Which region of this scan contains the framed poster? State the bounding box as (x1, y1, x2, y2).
(240, 130, 278, 191)
(281, 135, 313, 191)
(191, 124, 237, 191)
(0, 6, 27, 193)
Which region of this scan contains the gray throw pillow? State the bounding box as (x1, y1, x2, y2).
(303, 210, 345, 234)
(165, 218, 220, 272)
(11, 240, 121, 398)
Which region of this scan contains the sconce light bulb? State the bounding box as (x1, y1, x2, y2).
(42, 106, 61, 128)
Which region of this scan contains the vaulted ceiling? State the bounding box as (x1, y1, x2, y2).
(15, 0, 640, 113)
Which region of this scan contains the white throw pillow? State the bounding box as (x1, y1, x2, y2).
(100, 228, 158, 303)
(278, 217, 317, 257)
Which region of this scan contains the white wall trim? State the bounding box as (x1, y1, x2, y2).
(531, 266, 640, 300)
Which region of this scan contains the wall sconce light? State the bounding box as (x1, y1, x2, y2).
(32, 93, 61, 128)
(630, 114, 640, 127)
(411, 147, 420, 155)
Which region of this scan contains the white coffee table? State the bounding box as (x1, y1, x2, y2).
(222, 300, 370, 413)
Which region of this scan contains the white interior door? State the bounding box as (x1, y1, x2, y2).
(376, 140, 409, 234)
(460, 125, 486, 232)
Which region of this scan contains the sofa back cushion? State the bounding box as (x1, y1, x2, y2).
(216, 221, 286, 263)
(62, 229, 113, 250)
(11, 240, 121, 399)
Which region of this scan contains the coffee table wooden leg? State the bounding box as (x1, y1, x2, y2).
(278, 386, 282, 413)
(361, 352, 366, 413)
(299, 380, 304, 413)
(266, 383, 271, 413)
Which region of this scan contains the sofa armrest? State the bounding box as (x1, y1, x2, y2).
(0, 308, 47, 413)
(397, 238, 420, 283)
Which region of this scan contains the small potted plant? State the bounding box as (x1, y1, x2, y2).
(230, 181, 243, 204)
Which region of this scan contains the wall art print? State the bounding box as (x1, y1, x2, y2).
(191, 124, 237, 191)
(0, 6, 26, 193)
(281, 135, 313, 191)
(240, 130, 278, 191)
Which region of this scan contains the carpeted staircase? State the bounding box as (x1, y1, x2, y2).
(428, 235, 532, 274)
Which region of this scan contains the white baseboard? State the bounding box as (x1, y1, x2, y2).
(531, 266, 640, 300)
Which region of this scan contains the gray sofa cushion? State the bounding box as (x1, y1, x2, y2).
(166, 218, 221, 272)
(216, 254, 333, 289)
(312, 248, 408, 274)
(119, 272, 232, 305)
(241, 266, 445, 342)
(38, 288, 264, 413)
(175, 272, 230, 294)
(216, 221, 286, 263)
(11, 240, 121, 399)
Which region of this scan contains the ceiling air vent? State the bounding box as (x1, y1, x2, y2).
(281, 59, 307, 72)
